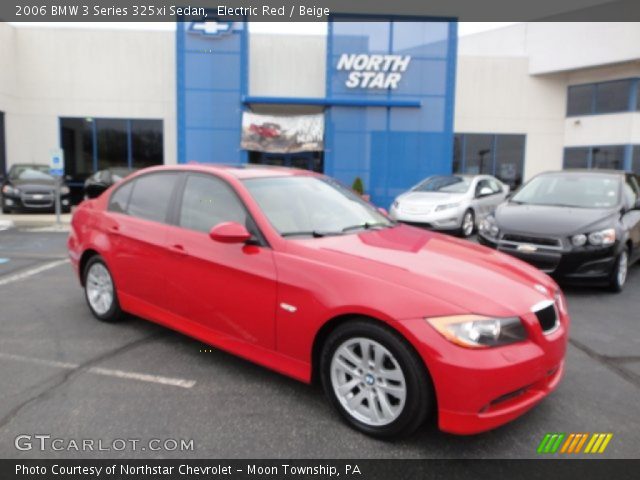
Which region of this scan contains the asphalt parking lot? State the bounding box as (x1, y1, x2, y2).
(0, 225, 639, 459)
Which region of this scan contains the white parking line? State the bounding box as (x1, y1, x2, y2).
(0, 259, 69, 286)
(0, 352, 196, 389)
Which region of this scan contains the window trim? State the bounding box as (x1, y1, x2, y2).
(171, 172, 270, 248)
(566, 78, 640, 117)
(107, 170, 181, 225)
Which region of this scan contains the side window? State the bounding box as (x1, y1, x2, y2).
(108, 181, 134, 214)
(624, 175, 639, 207)
(179, 174, 247, 233)
(488, 178, 502, 194)
(476, 179, 491, 197)
(128, 173, 178, 223)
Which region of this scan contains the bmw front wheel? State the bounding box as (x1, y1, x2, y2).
(320, 319, 432, 438)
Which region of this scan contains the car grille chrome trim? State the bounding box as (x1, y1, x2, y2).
(531, 300, 560, 335)
(498, 234, 563, 251)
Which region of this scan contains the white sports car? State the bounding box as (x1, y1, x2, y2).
(389, 174, 510, 237)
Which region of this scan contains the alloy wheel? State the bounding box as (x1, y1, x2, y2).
(86, 263, 114, 315)
(617, 250, 628, 288)
(462, 211, 474, 237)
(330, 337, 407, 427)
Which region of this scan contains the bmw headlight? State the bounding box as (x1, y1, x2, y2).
(587, 228, 615, 246)
(1, 185, 19, 196)
(60, 186, 70, 195)
(427, 315, 527, 349)
(435, 202, 460, 212)
(480, 216, 499, 238)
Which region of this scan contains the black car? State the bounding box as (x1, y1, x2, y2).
(83, 167, 135, 199)
(478, 170, 640, 292)
(1, 164, 71, 214)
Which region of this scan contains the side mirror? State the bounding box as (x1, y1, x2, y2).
(209, 222, 252, 244)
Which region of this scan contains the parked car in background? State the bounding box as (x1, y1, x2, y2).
(479, 170, 640, 292)
(389, 175, 509, 237)
(84, 167, 136, 200)
(1, 164, 71, 214)
(69, 164, 567, 438)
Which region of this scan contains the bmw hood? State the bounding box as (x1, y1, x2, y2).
(293, 225, 557, 317)
(495, 202, 619, 236)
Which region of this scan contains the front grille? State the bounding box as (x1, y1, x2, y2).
(401, 221, 433, 229)
(502, 234, 561, 248)
(534, 303, 559, 333)
(516, 255, 561, 273)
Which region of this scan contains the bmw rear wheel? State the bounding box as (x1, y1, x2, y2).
(83, 256, 124, 322)
(320, 319, 432, 438)
(460, 209, 475, 238)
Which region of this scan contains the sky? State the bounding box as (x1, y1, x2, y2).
(10, 22, 520, 37)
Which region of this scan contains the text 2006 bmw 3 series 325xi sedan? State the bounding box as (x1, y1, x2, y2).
(68, 164, 568, 438)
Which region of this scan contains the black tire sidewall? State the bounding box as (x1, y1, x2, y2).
(609, 247, 629, 292)
(320, 319, 432, 438)
(83, 256, 122, 322)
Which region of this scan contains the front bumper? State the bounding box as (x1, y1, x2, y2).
(389, 206, 465, 231)
(398, 307, 568, 435)
(2, 193, 70, 212)
(478, 233, 618, 283)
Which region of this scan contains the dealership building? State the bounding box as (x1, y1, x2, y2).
(1, 20, 640, 207)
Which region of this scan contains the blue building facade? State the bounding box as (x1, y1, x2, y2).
(177, 17, 457, 207)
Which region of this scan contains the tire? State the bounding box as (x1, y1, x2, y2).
(320, 319, 433, 439)
(608, 246, 630, 293)
(459, 209, 475, 238)
(83, 255, 124, 322)
(2, 207, 10, 214)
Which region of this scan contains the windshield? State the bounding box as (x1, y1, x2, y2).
(243, 176, 393, 237)
(512, 174, 620, 208)
(9, 165, 54, 181)
(412, 176, 471, 193)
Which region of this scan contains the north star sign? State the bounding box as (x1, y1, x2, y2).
(336, 53, 412, 89)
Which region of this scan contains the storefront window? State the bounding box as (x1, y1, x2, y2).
(567, 79, 637, 116)
(131, 120, 164, 168)
(60, 118, 95, 180)
(60, 117, 163, 180)
(563, 147, 590, 169)
(595, 80, 633, 114)
(0, 111, 6, 175)
(463, 134, 494, 175)
(564, 145, 626, 170)
(453, 133, 525, 188)
(632, 146, 640, 175)
(97, 119, 128, 170)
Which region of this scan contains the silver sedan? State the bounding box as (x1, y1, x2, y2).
(389, 175, 510, 237)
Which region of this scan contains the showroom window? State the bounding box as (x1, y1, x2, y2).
(453, 134, 526, 187)
(60, 117, 163, 181)
(566, 79, 637, 116)
(563, 145, 626, 170)
(0, 111, 6, 175)
(633, 147, 640, 175)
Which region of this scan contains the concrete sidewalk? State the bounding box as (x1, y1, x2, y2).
(0, 212, 72, 231)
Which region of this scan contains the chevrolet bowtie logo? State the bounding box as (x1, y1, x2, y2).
(517, 243, 538, 253)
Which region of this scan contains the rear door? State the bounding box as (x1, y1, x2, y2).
(104, 171, 180, 312)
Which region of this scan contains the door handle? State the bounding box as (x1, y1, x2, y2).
(170, 244, 186, 254)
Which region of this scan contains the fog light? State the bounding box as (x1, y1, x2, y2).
(571, 234, 587, 247)
(5, 198, 14, 205)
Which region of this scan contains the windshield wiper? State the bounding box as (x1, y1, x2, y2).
(281, 230, 340, 238)
(341, 222, 390, 233)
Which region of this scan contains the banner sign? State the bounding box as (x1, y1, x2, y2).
(241, 112, 324, 153)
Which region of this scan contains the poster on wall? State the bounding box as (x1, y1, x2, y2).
(241, 112, 324, 153)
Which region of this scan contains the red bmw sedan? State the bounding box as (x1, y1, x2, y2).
(68, 164, 568, 438)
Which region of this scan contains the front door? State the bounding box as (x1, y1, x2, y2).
(164, 173, 278, 349)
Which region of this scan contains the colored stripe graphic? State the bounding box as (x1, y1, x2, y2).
(538, 433, 612, 454)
